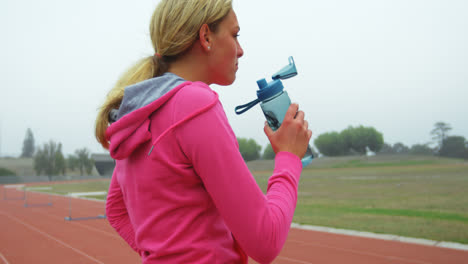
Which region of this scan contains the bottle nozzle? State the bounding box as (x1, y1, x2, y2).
(272, 56, 297, 80)
(257, 79, 268, 89)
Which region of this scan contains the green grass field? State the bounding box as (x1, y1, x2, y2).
(255, 155, 468, 244)
(33, 180, 109, 200)
(33, 155, 468, 244)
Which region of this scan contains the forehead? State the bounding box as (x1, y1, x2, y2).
(220, 9, 239, 30)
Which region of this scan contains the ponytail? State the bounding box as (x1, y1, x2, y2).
(95, 0, 232, 149)
(95, 55, 168, 149)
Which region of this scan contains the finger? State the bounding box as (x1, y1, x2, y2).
(285, 103, 299, 120)
(307, 129, 313, 139)
(303, 120, 309, 130)
(295, 111, 305, 121)
(264, 122, 274, 138)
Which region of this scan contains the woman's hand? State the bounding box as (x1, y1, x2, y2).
(264, 103, 312, 159)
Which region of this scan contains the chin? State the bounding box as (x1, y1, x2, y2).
(224, 79, 236, 86)
(215, 76, 236, 86)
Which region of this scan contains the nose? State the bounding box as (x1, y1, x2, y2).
(237, 41, 244, 58)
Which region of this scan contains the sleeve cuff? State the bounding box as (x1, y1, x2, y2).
(274, 152, 303, 176)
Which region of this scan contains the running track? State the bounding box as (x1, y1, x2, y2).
(1, 184, 467, 264)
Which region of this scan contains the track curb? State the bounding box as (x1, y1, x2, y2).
(291, 223, 468, 251)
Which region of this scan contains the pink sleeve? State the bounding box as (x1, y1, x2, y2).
(174, 85, 302, 263)
(106, 172, 141, 255)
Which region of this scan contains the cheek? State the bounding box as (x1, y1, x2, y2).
(231, 42, 238, 57)
(223, 39, 237, 58)
(218, 42, 237, 65)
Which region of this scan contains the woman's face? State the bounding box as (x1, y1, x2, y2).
(207, 9, 244, 85)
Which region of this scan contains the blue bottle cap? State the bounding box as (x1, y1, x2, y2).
(234, 56, 297, 115)
(256, 79, 268, 89)
(256, 78, 284, 101)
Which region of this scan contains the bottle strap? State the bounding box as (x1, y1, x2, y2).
(234, 98, 260, 115)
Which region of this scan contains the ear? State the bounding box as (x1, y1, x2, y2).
(198, 24, 212, 52)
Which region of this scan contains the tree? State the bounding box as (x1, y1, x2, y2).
(237, 138, 262, 162)
(341, 126, 384, 155)
(0, 168, 16, 176)
(67, 155, 79, 171)
(68, 148, 94, 175)
(315, 126, 384, 157)
(409, 144, 434, 155)
(262, 144, 275, 160)
(439, 136, 466, 159)
(431, 122, 452, 153)
(55, 147, 66, 176)
(465, 141, 468, 160)
(314, 132, 347, 156)
(33, 140, 66, 180)
(392, 142, 409, 154)
(378, 143, 394, 154)
(21, 128, 35, 158)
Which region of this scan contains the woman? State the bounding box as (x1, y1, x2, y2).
(95, 0, 312, 263)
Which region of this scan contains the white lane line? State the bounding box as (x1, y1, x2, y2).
(31, 209, 120, 239)
(291, 223, 468, 251)
(288, 239, 431, 264)
(70, 221, 120, 239)
(0, 252, 10, 264)
(68, 191, 107, 198)
(24, 190, 107, 204)
(0, 212, 105, 264)
(277, 256, 313, 264)
(3, 184, 24, 189)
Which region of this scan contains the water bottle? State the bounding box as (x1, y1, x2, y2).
(235, 56, 314, 167)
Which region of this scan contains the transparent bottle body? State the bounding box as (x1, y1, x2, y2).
(260, 91, 313, 167)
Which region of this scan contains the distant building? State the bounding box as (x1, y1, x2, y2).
(92, 153, 115, 176)
(365, 146, 376, 157)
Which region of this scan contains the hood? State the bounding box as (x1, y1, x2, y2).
(106, 73, 185, 160)
(105, 73, 219, 160)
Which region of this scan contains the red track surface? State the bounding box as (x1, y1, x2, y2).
(1, 184, 467, 264)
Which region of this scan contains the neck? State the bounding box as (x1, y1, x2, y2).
(168, 44, 211, 85)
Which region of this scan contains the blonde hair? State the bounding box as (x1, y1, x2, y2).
(95, 0, 233, 149)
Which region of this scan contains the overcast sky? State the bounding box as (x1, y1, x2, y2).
(1, 0, 467, 157)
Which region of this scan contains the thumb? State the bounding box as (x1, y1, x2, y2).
(264, 122, 274, 138)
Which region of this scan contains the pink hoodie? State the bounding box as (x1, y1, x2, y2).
(105, 73, 303, 263)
